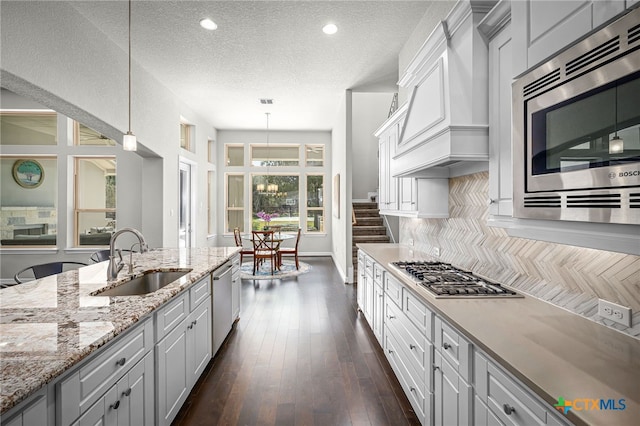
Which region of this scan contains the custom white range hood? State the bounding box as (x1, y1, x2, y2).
(392, 0, 496, 178)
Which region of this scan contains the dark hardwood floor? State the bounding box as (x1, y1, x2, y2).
(173, 257, 420, 426)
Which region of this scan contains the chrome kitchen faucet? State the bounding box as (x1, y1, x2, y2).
(107, 228, 149, 280)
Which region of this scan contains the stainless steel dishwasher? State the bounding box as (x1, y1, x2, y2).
(212, 261, 233, 354)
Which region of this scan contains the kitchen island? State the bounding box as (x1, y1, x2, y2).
(357, 243, 640, 426)
(0, 246, 240, 420)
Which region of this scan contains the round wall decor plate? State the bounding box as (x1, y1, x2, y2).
(12, 159, 44, 188)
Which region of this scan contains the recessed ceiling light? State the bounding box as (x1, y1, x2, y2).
(200, 18, 218, 30)
(322, 23, 338, 35)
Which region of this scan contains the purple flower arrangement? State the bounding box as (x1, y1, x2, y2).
(257, 211, 279, 223)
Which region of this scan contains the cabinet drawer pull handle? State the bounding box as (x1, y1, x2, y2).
(123, 388, 132, 397)
(378, 294, 383, 298)
(388, 315, 395, 319)
(193, 320, 198, 326)
(116, 357, 126, 367)
(503, 404, 515, 415)
(388, 349, 393, 354)
(110, 400, 120, 410)
(443, 342, 451, 350)
(409, 344, 416, 350)
(188, 323, 193, 330)
(433, 365, 440, 371)
(410, 387, 416, 393)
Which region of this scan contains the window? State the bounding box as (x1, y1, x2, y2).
(251, 145, 299, 166)
(74, 157, 116, 246)
(225, 174, 244, 232)
(305, 145, 324, 166)
(306, 174, 324, 232)
(0, 112, 57, 145)
(251, 175, 299, 231)
(226, 145, 244, 166)
(74, 122, 116, 146)
(0, 156, 58, 246)
(180, 122, 194, 152)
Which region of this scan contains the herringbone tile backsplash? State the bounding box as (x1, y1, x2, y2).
(400, 172, 640, 338)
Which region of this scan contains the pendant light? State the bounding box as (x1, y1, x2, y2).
(123, 0, 137, 151)
(609, 83, 623, 154)
(264, 113, 277, 194)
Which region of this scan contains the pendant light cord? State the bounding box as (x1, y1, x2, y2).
(128, 0, 132, 133)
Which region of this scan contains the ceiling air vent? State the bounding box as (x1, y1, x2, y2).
(566, 194, 621, 208)
(630, 193, 640, 208)
(522, 68, 561, 98)
(259, 99, 274, 105)
(565, 36, 620, 76)
(629, 23, 640, 45)
(523, 195, 561, 208)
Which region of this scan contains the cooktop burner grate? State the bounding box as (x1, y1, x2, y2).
(390, 261, 521, 298)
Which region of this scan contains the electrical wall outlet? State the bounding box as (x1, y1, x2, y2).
(433, 247, 440, 257)
(598, 299, 632, 327)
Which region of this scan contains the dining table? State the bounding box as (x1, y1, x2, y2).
(242, 231, 296, 271)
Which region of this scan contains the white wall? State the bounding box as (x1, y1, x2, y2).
(0, 1, 218, 280)
(215, 129, 332, 255)
(351, 92, 394, 200)
(331, 91, 353, 283)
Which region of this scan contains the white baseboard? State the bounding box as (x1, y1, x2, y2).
(331, 253, 354, 284)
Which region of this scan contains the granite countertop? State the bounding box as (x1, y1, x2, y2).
(0, 246, 240, 414)
(357, 243, 640, 426)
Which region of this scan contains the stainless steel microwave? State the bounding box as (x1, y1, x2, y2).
(513, 7, 640, 225)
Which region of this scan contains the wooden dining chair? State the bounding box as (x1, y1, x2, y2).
(277, 228, 302, 270)
(251, 230, 279, 275)
(233, 228, 253, 263)
(13, 261, 88, 284)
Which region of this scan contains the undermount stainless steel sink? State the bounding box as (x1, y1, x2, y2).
(97, 270, 192, 296)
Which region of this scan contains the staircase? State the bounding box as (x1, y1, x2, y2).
(352, 202, 390, 280)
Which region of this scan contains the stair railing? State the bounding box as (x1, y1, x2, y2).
(382, 214, 396, 243)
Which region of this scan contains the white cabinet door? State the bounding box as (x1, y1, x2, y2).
(488, 21, 513, 218)
(115, 352, 154, 426)
(399, 178, 416, 212)
(3, 388, 49, 426)
(372, 282, 384, 344)
(190, 296, 212, 386)
(156, 319, 189, 426)
(434, 350, 472, 426)
(72, 387, 117, 426)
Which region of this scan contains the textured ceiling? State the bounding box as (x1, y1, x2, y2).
(68, 1, 438, 131)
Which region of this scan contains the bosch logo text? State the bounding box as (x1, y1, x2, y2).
(609, 171, 640, 178)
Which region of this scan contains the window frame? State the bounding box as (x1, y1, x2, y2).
(224, 172, 245, 233)
(180, 121, 194, 152)
(250, 143, 300, 167)
(305, 173, 325, 233)
(305, 144, 325, 167)
(225, 144, 244, 167)
(250, 172, 300, 232)
(73, 156, 117, 247)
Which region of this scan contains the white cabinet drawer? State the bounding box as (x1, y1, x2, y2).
(385, 299, 431, 391)
(403, 288, 434, 341)
(155, 291, 189, 341)
(434, 317, 471, 382)
(475, 351, 567, 426)
(189, 274, 211, 309)
(364, 255, 374, 276)
(373, 263, 385, 286)
(384, 273, 402, 308)
(58, 318, 153, 426)
(384, 327, 428, 425)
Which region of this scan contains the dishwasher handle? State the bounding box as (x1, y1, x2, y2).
(212, 262, 233, 280)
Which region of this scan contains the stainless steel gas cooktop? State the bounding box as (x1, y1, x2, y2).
(390, 261, 522, 299)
